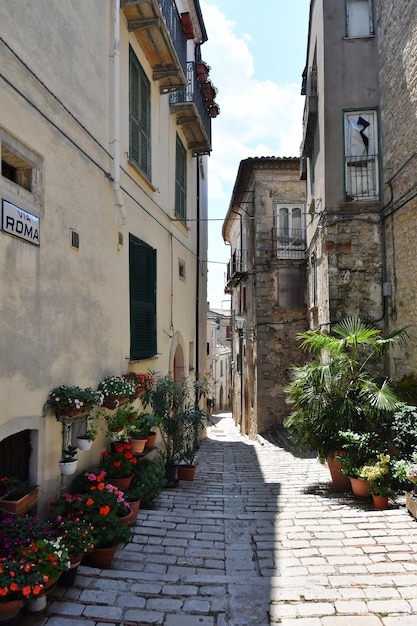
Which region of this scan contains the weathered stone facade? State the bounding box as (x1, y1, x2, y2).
(377, 0, 417, 379)
(224, 158, 307, 434)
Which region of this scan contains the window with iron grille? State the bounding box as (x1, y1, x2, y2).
(345, 0, 374, 37)
(129, 47, 151, 179)
(129, 234, 157, 360)
(344, 109, 379, 202)
(175, 134, 187, 222)
(275, 205, 305, 258)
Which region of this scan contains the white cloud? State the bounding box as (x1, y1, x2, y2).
(201, 1, 305, 307)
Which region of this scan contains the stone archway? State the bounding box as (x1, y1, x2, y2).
(169, 331, 186, 381)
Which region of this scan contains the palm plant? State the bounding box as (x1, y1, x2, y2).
(284, 316, 408, 461)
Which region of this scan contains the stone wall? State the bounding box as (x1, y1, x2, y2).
(377, 0, 417, 378)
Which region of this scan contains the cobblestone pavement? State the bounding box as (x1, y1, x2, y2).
(20, 412, 417, 626)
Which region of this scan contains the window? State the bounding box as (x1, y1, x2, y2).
(344, 110, 379, 201)
(0, 127, 43, 207)
(129, 47, 151, 179)
(276, 205, 305, 258)
(129, 235, 156, 360)
(278, 268, 305, 308)
(178, 258, 186, 281)
(346, 0, 374, 37)
(175, 134, 187, 221)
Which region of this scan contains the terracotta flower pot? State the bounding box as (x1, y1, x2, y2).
(122, 501, 140, 526)
(88, 544, 119, 569)
(0, 599, 25, 622)
(105, 475, 133, 491)
(0, 487, 39, 515)
(178, 465, 196, 481)
(349, 476, 371, 499)
(146, 432, 157, 449)
(326, 452, 351, 492)
(372, 494, 389, 510)
(129, 437, 147, 455)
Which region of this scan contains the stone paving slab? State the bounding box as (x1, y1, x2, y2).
(19, 412, 417, 625)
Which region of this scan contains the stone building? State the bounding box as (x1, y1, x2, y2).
(206, 306, 232, 411)
(223, 157, 307, 436)
(301, 0, 383, 331)
(377, 0, 417, 379)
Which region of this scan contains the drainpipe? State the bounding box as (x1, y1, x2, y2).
(113, 0, 127, 224)
(195, 160, 200, 407)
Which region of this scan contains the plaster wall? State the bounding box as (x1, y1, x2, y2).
(0, 1, 206, 503)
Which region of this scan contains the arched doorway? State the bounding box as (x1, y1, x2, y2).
(169, 331, 186, 381)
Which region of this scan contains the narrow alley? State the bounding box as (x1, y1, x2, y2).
(21, 413, 417, 626)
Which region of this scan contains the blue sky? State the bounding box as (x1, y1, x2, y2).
(200, 0, 310, 309)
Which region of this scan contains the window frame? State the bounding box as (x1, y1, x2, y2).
(175, 134, 187, 222)
(275, 204, 305, 258)
(345, 0, 374, 38)
(129, 46, 151, 180)
(129, 234, 157, 361)
(343, 108, 379, 202)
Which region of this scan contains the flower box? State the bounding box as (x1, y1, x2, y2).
(406, 491, 417, 519)
(0, 487, 39, 516)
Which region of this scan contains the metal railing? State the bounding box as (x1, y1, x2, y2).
(157, 0, 187, 76)
(169, 62, 212, 142)
(345, 154, 379, 201)
(273, 227, 306, 259)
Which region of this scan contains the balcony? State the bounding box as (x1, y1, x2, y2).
(121, 0, 187, 93)
(169, 62, 212, 155)
(273, 227, 306, 259)
(224, 249, 247, 293)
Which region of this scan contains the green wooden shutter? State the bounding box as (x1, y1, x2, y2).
(129, 47, 151, 179)
(175, 134, 186, 221)
(129, 235, 157, 360)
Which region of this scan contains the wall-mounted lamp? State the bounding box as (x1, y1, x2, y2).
(235, 315, 246, 332)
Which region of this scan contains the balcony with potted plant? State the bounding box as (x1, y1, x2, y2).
(98, 376, 136, 410)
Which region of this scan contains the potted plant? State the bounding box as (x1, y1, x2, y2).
(122, 483, 143, 526)
(59, 445, 78, 476)
(98, 376, 135, 409)
(208, 103, 220, 118)
(98, 443, 138, 490)
(196, 61, 210, 82)
(0, 514, 53, 558)
(0, 477, 39, 516)
(100, 403, 139, 442)
(142, 413, 158, 448)
(360, 453, 392, 509)
(74, 486, 132, 568)
(284, 316, 407, 490)
(76, 425, 97, 451)
(336, 430, 386, 498)
(0, 558, 46, 621)
(124, 372, 155, 399)
(51, 516, 95, 586)
(17, 537, 70, 586)
(129, 457, 166, 509)
(47, 385, 103, 417)
(127, 412, 149, 454)
(142, 375, 189, 484)
(177, 408, 206, 481)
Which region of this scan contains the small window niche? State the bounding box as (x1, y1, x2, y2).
(178, 258, 186, 282)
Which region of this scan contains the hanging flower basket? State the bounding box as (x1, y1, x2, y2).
(208, 104, 220, 118)
(196, 62, 210, 82)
